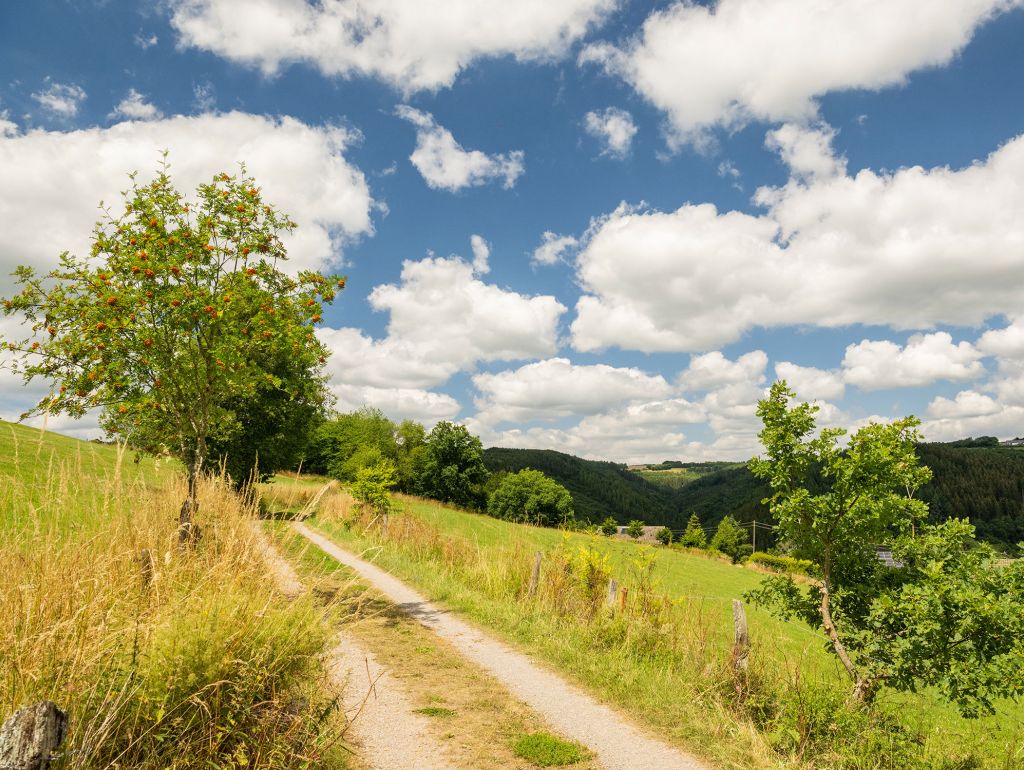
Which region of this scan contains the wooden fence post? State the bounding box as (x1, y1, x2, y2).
(527, 552, 542, 598)
(732, 599, 749, 672)
(606, 578, 618, 610)
(0, 701, 67, 770)
(138, 548, 155, 589)
(619, 586, 628, 613)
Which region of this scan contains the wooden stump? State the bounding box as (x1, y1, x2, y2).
(0, 701, 67, 770)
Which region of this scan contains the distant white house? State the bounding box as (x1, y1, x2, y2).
(1001, 437, 1024, 447)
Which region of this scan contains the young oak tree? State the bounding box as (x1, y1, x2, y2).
(0, 161, 342, 543)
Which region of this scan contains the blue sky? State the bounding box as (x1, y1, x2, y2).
(2, 0, 1024, 462)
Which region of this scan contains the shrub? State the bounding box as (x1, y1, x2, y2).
(626, 519, 645, 539)
(351, 458, 398, 517)
(599, 516, 618, 536)
(748, 551, 816, 577)
(655, 526, 673, 545)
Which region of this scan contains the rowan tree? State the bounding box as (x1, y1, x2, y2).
(0, 160, 342, 542)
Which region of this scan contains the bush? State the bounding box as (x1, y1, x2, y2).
(748, 551, 817, 577)
(351, 458, 398, 516)
(600, 516, 618, 536)
(656, 526, 673, 545)
(626, 519, 644, 539)
(488, 468, 574, 527)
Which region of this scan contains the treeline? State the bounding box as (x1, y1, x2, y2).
(484, 442, 1024, 554)
(301, 410, 575, 528)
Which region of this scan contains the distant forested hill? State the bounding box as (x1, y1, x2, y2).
(484, 442, 1024, 553)
(916, 442, 1024, 550)
(482, 447, 679, 525)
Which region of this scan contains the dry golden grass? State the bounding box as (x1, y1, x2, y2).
(0, 427, 350, 769)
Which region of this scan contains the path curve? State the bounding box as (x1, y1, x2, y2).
(294, 521, 710, 770)
(253, 523, 454, 770)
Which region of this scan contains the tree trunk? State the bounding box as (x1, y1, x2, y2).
(178, 440, 204, 547)
(818, 581, 859, 683)
(0, 701, 67, 770)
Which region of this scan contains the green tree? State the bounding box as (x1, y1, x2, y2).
(600, 516, 618, 536)
(351, 458, 398, 521)
(418, 421, 488, 509)
(655, 526, 673, 545)
(678, 513, 707, 548)
(710, 515, 750, 563)
(1, 162, 339, 542)
(747, 382, 944, 703)
(487, 468, 574, 527)
(395, 418, 427, 492)
(626, 519, 644, 539)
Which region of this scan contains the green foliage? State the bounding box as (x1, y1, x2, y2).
(747, 381, 1024, 716)
(747, 551, 816, 577)
(512, 732, 590, 767)
(655, 526, 673, 545)
(710, 515, 750, 563)
(487, 468, 573, 527)
(861, 519, 1024, 716)
(351, 458, 398, 516)
(418, 421, 488, 509)
(678, 513, 707, 548)
(0, 162, 337, 512)
(599, 516, 618, 536)
(306, 407, 398, 480)
(625, 519, 644, 539)
(483, 447, 677, 525)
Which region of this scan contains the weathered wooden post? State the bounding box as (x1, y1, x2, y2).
(619, 586, 628, 613)
(527, 551, 542, 599)
(0, 701, 67, 770)
(732, 599, 749, 672)
(138, 548, 155, 589)
(606, 578, 618, 610)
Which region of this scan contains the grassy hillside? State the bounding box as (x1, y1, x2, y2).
(0, 422, 347, 768)
(270, 477, 1024, 770)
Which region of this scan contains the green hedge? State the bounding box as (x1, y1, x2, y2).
(748, 551, 817, 577)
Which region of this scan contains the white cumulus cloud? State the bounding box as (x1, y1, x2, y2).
(570, 127, 1024, 352)
(678, 350, 767, 392)
(580, 0, 1021, 146)
(0, 112, 375, 289)
(473, 357, 674, 424)
(774, 361, 846, 401)
(31, 80, 86, 118)
(583, 107, 637, 158)
(170, 0, 615, 92)
(470, 234, 490, 274)
(396, 106, 524, 191)
(368, 255, 566, 370)
(842, 333, 984, 390)
(110, 89, 163, 121)
(532, 231, 578, 266)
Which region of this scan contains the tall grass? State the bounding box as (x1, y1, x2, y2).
(282, 481, 1023, 770)
(0, 424, 348, 769)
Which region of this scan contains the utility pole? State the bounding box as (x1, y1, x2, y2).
(751, 521, 757, 553)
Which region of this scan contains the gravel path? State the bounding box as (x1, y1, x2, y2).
(294, 521, 710, 770)
(253, 524, 455, 770)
